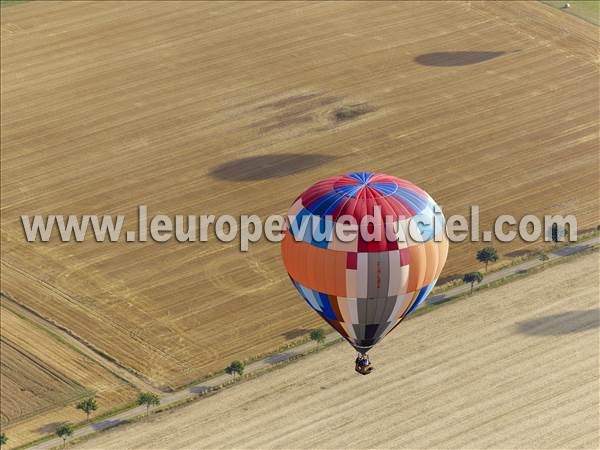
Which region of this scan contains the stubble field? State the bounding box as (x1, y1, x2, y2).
(77, 253, 600, 449)
(0, 300, 138, 447)
(1, 0, 598, 403)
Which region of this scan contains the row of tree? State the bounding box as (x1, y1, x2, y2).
(467, 234, 575, 293)
(224, 329, 326, 378)
(460, 246, 499, 295)
(219, 250, 501, 392)
(1, 241, 565, 449)
(1, 392, 161, 447)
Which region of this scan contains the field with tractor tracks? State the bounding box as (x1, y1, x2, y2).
(77, 252, 600, 449)
(1, 0, 598, 435)
(0, 301, 138, 447)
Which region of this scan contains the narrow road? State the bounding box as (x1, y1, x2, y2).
(31, 333, 342, 450)
(427, 237, 599, 305)
(29, 236, 599, 450)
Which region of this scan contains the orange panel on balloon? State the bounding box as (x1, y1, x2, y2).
(281, 233, 348, 296)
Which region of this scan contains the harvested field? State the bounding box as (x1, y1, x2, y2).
(0, 302, 138, 447)
(77, 253, 600, 449)
(1, 0, 599, 396)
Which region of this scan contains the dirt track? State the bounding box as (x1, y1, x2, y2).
(76, 253, 599, 449)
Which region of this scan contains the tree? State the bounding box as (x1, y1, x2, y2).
(564, 223, 573, 242)
(0, 432, 7, 448)
(309, 328, 326, 346)
(137, 392, 160, 416)
(225, 360, 245, 378)
(549, 223, 574, 246)
(550, 223, 560, 247)
(76, 397, 98, 421)
(463, 272, 483, 294)
(476, 247, 498, 272)
(55, 423, 74, 447)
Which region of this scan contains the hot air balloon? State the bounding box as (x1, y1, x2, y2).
(281, 172, 448, 374)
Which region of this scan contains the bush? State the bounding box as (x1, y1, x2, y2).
(76, 397, 98, 421)
(334, 103, 374, 122)
(309, 328, 326, 345)
(55, 423, 74, 444)
(226, 360, 245, 377)
(463, 271, 484, 293)
(476, 247, 498, 272)
(137, 392, 160, 416)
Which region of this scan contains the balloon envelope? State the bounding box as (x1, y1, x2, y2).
(281, 172, 448, 353)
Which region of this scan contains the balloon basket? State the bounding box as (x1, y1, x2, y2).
(355, 363, 374, 375)
(355, 354, 374, 375)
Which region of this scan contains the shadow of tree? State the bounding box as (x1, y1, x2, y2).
(91, 419, 125, 431)
(36, 422, 63, 433)
(415, 51, 506, 66)
(189, 385, 212, 395)
(554, 244, 588, 257)
(437, 274, 462, 285)
(282, 328, 310, 340)
(265, 352, 296, 365)
(505, 249, 537, 258)
(515, 309, 600, 336)
(210, 153, 335, 181)
(427, 293, 449, 305)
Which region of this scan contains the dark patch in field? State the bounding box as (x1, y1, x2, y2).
(333, 103, 377, 122)
(415, 51, 506, 66)
(316, 96, 342, 107)
(516, 309, 600, 336)
(258, 115, 313, 133)
(257, 94, 321, 110)
(210, 153, 335, 181)
(282, 328, 311, 340)
(248, 93, 375, 134)
(250, 94, 340, 133)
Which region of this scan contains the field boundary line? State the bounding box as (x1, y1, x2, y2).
(1, 259, 183, 383)
(0, 293, 159, 395)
